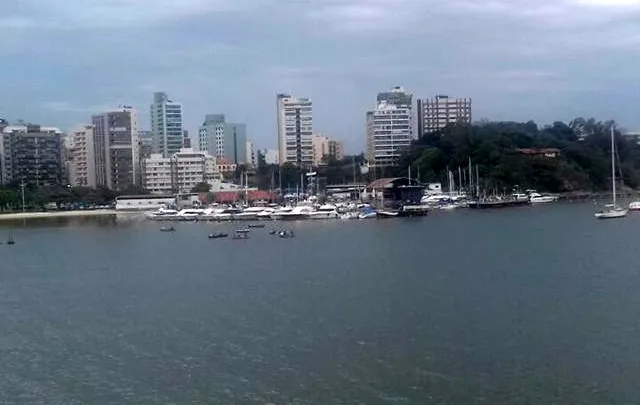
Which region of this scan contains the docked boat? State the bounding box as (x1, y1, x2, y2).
(145, 207, 179, 220)
(307, 204, 340, 220)
(358, 206, 377, 219)
(529, 192, 558, 204)
(595, 127, 628, 219)
(233, 206, 267, 220)
(629, 201, 640, 211)
(468, 197, 530, 209)
(377, 210, 400, 219)
(271, 206, 314, 220)
(398, 204, 429, 217)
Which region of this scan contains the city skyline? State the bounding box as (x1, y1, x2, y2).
(1, 1, 640, 153)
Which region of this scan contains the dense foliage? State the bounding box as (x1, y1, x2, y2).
(395, 118, 640, 193)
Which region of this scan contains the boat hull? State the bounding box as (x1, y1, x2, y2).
(468, 200, 530, 209)
(595, 209, 628, 219)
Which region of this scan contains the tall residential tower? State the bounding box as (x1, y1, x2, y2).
(366, 87, 414, 167)
(276, 94, 313, 167)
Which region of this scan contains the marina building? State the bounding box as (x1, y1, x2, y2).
(143, 148, 221, 194)
(91, 107, 140, 191)
(198, 114, 247, 165)
(68, 124, 97, 187)
(276, 93, 313, 167)
(417, 95, 472, 136)
(151, 92, 183, 158)
(1, 124, 63, 187)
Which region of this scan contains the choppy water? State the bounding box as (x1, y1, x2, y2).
(2, 204, 640, 404)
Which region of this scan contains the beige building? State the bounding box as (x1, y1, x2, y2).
(311, 134, 344, 165)
(417, 95, 472, 136)
(366, 101, 413, 167)
(143, 148, 221, 194)
(68, 125, 97, 187)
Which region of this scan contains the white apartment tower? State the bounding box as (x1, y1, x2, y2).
(417, 95, 472, 135)
(68, 124, 97, 187)
(366, 87, 414, 167)
(151, 92, 184, 158)
(276, 94, 313, 167)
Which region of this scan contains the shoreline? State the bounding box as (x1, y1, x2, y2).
(0, 210, 142, 221)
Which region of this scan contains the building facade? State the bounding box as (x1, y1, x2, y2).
(417, 95, 472, 136)
(1, 124, 63, 187)
(198, 114, 247, 165)
(276, 93, 313, 167)
(366, 101, 413, 167)
(151, 92, 183, 158)
(311, 134, 344, 165)
(143, 148, 221, 194)
(246, 140, 256, 167)
(259, 148, 279, 165)
(68, 124, 97, 187)
(91, 108, 140, 191)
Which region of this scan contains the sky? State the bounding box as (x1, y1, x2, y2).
(1, 0, 640, 153)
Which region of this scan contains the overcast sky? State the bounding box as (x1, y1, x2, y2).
(1, 0, 639, 152)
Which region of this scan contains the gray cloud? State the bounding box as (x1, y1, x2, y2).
(1, 0, 639, 153)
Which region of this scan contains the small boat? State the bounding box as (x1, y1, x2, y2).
(235, 229, 251, 234)
(160, 226, 176, 232)
(269, 230, 278, 235)
(529, 192, 558, 204)
(232, 230, 249, 240)
(278, 230, 295, 238)
(629, 201, 640, 211)
(208, 232, 229, 239)
(6, 233, 15, 245)
(376, 210, 399, 219)
(248, 224, 265, 228)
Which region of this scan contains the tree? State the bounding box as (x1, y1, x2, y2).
(191, 182, 211, 193)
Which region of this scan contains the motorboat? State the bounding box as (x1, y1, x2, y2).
(208, 232, 229, 239)
(248, 224, 266, 228)
(376, 210, 399, 219)
(233, 206, 267, 220)
(175, 209, 205, 221)
(529, 192, 558, 203)
(271, 206, 314, 220)
(232, 229, 250, 239)
(256, 207, 277, 219)
(629, 201, 640, 211)
(145, 207, 179, 220)
(358, 207, 377, 219)
(307, 204, 339, 220)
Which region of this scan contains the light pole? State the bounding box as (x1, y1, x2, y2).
(20, 180, 25, 213)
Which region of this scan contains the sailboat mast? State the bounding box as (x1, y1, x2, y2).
(476, 165, 480, 200)
(611, 127, 617, 207)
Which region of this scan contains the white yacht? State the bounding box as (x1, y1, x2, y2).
(145, 207, 179, 220)
(529, 192, 558, 204)
(271, 206, 314, 220)
(307, 204, 340, 220)
(233, 206, 268, 220)
(256, 207, 277, 219)
(175, 209, 205, 220)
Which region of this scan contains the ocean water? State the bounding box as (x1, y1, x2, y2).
(1, 204, 640, 404)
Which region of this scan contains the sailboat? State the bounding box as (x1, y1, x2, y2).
(595, 127, 628, 219)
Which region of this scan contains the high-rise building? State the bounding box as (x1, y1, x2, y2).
(138, 130, 154, 160)
(150, 92, 183, 158)
(182, 130, 191, 149)
(311, 134, 344, 165)
(1, 124, 63, 187)
(68, 124, 97, 187)
(366, 100, 413, 167)
(377, 86, 413, 110)
(417, 95, 472, 136)
(91, 107, 140, 191)
(198, 114, 247, 165)
(246, 140, 256, 167)
(259, 149, 279, 165)
(143, 148, 221, 194)
(276, 93, 313, 167)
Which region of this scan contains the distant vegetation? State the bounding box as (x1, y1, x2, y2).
(395, 117, 640, 193)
